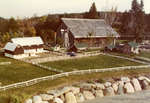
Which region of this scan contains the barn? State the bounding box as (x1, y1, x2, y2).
(4, 37, 44, 59)
(57, 18, 119, 50)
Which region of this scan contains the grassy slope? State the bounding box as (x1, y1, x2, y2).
(0, 56, 55, 85)
(138, 51, 150, 59)
(0, 68, 150, 103)
(41, 55, 141, 72)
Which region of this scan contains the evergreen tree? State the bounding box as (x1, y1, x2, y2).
(130, 0, 145, 42)
(84, 2, 99, 19)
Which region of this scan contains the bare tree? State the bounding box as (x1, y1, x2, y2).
(104, 7, 118, 26)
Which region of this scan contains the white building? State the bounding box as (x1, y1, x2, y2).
(4, 37, 44, 59)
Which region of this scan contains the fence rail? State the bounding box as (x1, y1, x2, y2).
(0, 65, 150, 92)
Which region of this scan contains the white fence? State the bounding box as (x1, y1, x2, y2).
(0, 65, 150, 92)
(0, 62, 11, 65)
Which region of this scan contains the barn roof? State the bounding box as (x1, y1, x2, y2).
(11, 37, 44, 46)
(61, 18, 119, 38)
(4, 42, 18, 52)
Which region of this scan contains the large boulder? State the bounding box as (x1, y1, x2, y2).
(95, 90, 104, 98)
(25, 99, 32, 103)
(61, 87, 72, 94)
(33, 96, 42, 103)
(117, 82, 124, 95)
(47, 90, 61, 97)
(95, 83, 105, 90)
(121, 77, 130, 83)
(104, 87, 115, 96)
(41, 101, 49, 103)
(80, 83, 96, 90)
(131, 78, 142, 91)
(40, 94, 53, 101)
(138, 76, 150, 83)
(104, 82, 112, 87)
(124, 82, 135, 94)
(53, 97, 64, 103)
(65, 92, 77, 103)
(141, 80, 150, 90)
(60, 95, 65, 102)
(83, 91, 95, 100)
(71, 87, 80, 94)
(112, 83, 119, 93)
(75, 93, 85, 103)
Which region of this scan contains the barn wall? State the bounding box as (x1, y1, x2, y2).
(74, 37, 115, 48)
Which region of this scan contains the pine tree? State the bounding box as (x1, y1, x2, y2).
(130, 0, 145, 42)
(84, 2, 99, 19)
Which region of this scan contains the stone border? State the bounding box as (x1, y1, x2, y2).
(25, 75, 150, 103)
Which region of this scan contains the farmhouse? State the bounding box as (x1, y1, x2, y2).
(4, 37, 44, 59)
(57, 18, 119, 50)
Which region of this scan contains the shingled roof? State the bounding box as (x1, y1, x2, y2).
(62, 18, 119, 38)
(11, 37, 44, 46)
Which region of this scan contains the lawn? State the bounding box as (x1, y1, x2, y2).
(41, 55, 141, 72)
(0, 56, 55, 85)
(138, 51, 150, 59)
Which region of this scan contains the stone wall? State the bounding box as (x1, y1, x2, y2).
(25, 75, 150, 103)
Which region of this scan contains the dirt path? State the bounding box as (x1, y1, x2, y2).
(83, 90, 150, 103)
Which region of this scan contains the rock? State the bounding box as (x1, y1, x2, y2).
(83, 91, 95, 100)
(47, 89, 65, 97)
(118, 81, 124, 86)
(60, 95, 65, 102)
(71, 87, 80, 94)
(33, 96, 42, 103)
(61, 87, 72, 93)
(141, 80, 150, 90)
(112, 83, 119, 93)
(80, 83, 96, 90)
(40, 94, 53, 101)
(65, 92, 77, 103)
(117, 82, 124, 95)
(131, 78, 142, 91)
(121, 77, 130, 83)
(53, 97, 64, 103)
(25, 99, 32, 103)
(95, 83, 105, 90)
(104, 82, 112, 87)
(124, 82, 135, 94)
(138, 76, 150, 83)
(104, 87, 115, 96)
(47, 90, 60, 97)
(95, 90, 104, 98)
(41, 101, 49, 103)
(75, 93, 85, 103)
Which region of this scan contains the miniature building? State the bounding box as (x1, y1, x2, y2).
(57, 18, 119, 50)
(4, 37, 44, 59)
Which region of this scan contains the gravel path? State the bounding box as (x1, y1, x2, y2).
(83, 90, 150, 103)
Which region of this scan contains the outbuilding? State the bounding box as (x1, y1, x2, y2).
(4, 37, 44, 59)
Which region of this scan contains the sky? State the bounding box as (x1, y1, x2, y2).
(0, 0, 150, 18)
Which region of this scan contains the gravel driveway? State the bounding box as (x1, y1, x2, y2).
(83, 90, 150, 103)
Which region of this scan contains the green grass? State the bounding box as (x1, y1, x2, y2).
(0, 67, 150, 103)
(41, 55, 141, 72)
(0, 56, 55, 85)
(138, 51, 150, 59)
